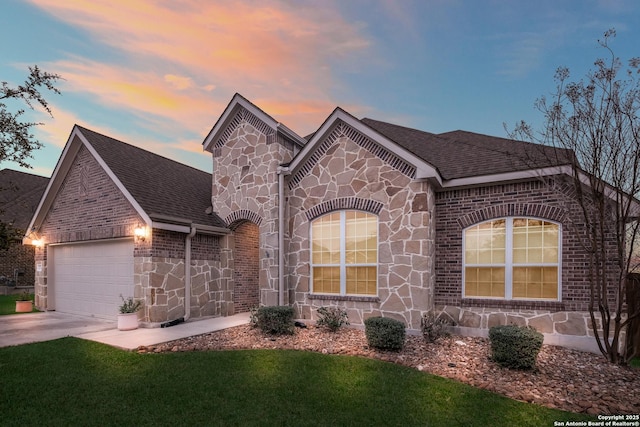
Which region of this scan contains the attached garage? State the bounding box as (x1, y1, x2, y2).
(50, 239, 134, 320)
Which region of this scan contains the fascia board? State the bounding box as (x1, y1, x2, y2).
(441, 165, 573, 189)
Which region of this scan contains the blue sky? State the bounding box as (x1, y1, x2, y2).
(1, 0, 639, 177)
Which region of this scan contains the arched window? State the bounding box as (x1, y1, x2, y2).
(463, 217, 560, 300)
(311, 211, 378, 296)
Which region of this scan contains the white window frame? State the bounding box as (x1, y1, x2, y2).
(310, 210, 379, 296)
(462, 216, 562, 301)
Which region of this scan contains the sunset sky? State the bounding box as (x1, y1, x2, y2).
(1, 0, 639, 177)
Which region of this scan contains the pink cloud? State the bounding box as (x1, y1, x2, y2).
(28, 0, 373, 136)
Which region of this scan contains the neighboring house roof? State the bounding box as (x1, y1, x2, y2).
(0, 169, 49, 231)
(362, 119, 575, 180)
(28, 125, 227, 236)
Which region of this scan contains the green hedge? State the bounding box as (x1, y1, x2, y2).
(489, 325, 544, 370)
(256, 306, 295, 335)
(364, 316, 406, 351)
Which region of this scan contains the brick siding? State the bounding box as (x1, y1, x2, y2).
(232, 221, 259, 312)
(434, 177, 619, 312)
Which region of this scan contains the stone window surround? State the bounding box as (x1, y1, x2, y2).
(462, 216, 562, 302)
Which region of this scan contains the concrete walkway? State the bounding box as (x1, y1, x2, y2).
(0, 311, 250, 350)
(78, 313, 251, 350)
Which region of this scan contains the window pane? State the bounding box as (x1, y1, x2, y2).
(313, 267, 340, 294)
(312, 213, 341, 265)
(464, 220, 505, 266)
(464, 267, 505, 297)
(346, 212, 377, 265)
(346, 266, 377, 295)
(513, 267, 558, 299)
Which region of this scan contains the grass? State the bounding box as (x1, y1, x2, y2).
(631, 357, 640, 368)
(0, 293, 38, 315)
(0, 338, 594, 427)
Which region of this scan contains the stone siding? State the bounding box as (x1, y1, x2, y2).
(288, 122, 436, 329)
(437, 305, 624, 353)
(211, 119, 295, 308)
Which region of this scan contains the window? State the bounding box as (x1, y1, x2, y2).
(464, 217, 560, 300)
(311, 211, 377, 296)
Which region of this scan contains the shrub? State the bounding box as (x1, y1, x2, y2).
(364, 316, 406, 351)
(489, 324, 544, 370)
(256, 306, 295, 335)
(420, 312, 450, 343)
(316, 306, 349, 332)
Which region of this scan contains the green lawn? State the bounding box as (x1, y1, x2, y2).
(0, 293, 37, 315)
(0, 338, 594, 427)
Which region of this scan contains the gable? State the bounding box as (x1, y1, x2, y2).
(288, 120, 418, 191)
(202, 93, 305, 157)
(39, 145, 143, 243)
(287, 108, 440, 187)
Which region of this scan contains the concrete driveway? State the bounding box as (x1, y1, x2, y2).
(0, 312, 115, 348)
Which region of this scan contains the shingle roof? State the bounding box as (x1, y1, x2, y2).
(77, 126, 227, 229)
(0, 169, 48, 231)
(361, 119, 574, 180)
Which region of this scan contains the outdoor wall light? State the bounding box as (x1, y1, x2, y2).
(134, 226, 147, 242)
(31, 238, 44, 248)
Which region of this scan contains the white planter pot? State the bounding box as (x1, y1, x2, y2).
(117, 313, 139, 331)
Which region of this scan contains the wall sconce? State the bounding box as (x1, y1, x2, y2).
(134, 226, 147, 242)
(27, 230, 44, 247)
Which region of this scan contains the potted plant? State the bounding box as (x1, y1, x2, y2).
(15, 291, 33, 313)
(117, 295, 142, 331)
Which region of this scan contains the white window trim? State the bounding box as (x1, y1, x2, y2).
(310, 210, 379, 296)
(462, 216, 562, 301)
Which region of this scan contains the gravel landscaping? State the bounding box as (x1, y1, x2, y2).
(141, 323, 640, 416)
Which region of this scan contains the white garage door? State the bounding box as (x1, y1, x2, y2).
(51, 239, 134, 320)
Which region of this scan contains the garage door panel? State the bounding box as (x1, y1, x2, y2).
(52, 240, 134, 320)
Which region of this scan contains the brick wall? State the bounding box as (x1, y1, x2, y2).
(40, 146, 143, 244)
(0, 243, 36, 287)
(434, 177, 619, 312)
(232, 221, 259, 312)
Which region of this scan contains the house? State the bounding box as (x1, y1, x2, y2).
(0, 169, 49, 291)
(27, 93, 622, 351)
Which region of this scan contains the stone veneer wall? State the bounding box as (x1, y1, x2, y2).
(434, 177, 621, 350)
(137, 229, 223, 324)
(287, 122, 436, 329)
(437, 305, 623, 353)
(211, 119, 295, 309)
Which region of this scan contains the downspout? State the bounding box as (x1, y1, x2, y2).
(184, 225, 197, 321)
(276, 166, 290, 306)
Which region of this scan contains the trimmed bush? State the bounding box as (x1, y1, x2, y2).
(316, 306, 349, 332)
(364, 316, 406, 351)
(489, 324, 544, 370)
(256, 306, 295, 335)
(420, 312, 450, 343)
